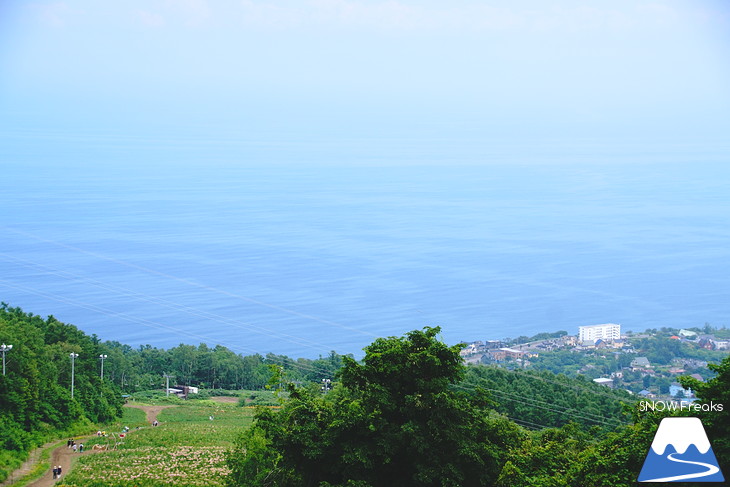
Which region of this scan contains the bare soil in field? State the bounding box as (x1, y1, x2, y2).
(5, 404, 179, 487)
(24, 437, 96, 487)
(126, 404, 178, 424)
(209, 396, 239, 404)
(0, 440, 58, 487)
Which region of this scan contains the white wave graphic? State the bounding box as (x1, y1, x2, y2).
(640, 452, 720, 482)
(651, 417, 711, 455)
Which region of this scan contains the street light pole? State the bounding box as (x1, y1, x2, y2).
(70, 353, 79, 399)
(99, 354, 107, 381)
(1, 344, 12, 376)
(163, 373, 173, 397)
(99, 354, 107, 397)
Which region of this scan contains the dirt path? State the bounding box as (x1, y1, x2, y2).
(5, 405, 178, 486)
(0, 440, 59, 486)
(25, 437, 96, 487)
(124, 404, 177, 424)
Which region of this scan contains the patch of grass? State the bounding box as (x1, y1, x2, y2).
(124, 390, 185, 405)
(60, 403, 255, 486)
(1, 439, 66, 487)
(0, 450, 25, 484)
(238, 389, 279, 406)
(0, 417, 115, 484)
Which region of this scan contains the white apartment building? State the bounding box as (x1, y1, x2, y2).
(579, 323, 621, 343)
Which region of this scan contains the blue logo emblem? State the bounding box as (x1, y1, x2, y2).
(638, 417, 725, 482)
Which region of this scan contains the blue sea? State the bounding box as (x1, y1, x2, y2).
(1, 132, 729, 358)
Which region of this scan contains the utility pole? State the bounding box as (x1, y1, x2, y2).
(70, 353, 79, 399)
(99, 354, 107, 396)
(321, 378, 332, 394)
(1, 344, 12, 376)
(163, 373, 173, 397)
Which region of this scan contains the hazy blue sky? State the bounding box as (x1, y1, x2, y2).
(2, 0, 729, 144)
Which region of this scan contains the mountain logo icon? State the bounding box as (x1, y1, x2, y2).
(638, 417, 725, 482)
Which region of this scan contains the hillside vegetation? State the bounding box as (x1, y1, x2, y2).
(2, 304, 729, 486)
(227, 328, 730, 487)
(463, 366, 633, 431)
(61, 403, 255, 486)
(0, 304, 124, 482)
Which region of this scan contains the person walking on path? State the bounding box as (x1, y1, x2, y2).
(52, 466, 57, 480)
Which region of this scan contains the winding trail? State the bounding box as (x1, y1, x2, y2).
(3, 404, 178, 486)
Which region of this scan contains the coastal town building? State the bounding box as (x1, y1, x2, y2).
(488, 347, 538, 361)
(561, 335, 577, 347)
(456, 325, 725, 401)
(631, 357, 651, 369)
(460, 343, 481, 357)
(578, 323, 621, 344)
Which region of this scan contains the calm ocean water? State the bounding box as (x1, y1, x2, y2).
(1, 135, 729, 357)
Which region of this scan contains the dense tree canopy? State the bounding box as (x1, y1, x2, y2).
(463, 366, 632, 431)
(227, 330, 730, 487)
(0, 304, 125, 481)
(227, 327, 525, 487)
(502, 355, 730, 487)
(98, 342, 344, 392)
(3, 303, 728, 486)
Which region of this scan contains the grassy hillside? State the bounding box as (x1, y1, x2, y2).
(0, 304, 124, 482)
(60, 400, 255, 486)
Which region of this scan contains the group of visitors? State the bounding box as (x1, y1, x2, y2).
(52, 465, 62, 479)
(66, 438, 84, 452)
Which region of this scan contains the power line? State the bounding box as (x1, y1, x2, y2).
(466, 364, 637, 403)
(490, 389, 626, 427)
(0, 279, 631, 425)
(460, 380, 627, 426)
(452, 382, 628, 428)
(0, 280, 334, 378)
(1, 226, 377, 338)
(0, 253, 330, 353)
(507, 417, 552, 430)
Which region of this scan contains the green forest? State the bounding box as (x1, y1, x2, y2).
(0, 304, 124, 480)
(1, 304, 729, 486)
(227, 327, 730, 486)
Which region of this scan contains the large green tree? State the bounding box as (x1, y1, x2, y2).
(227, 327, 524, 487)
